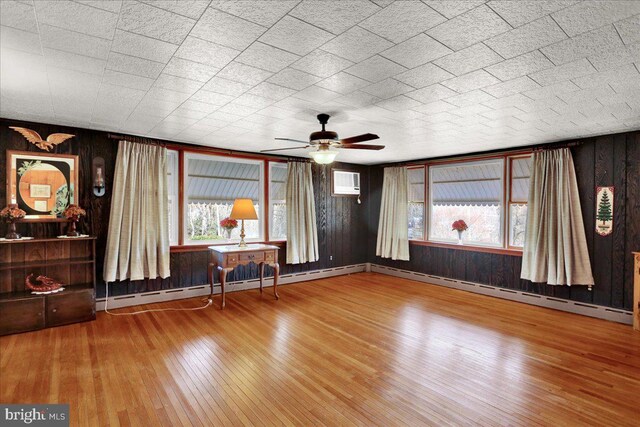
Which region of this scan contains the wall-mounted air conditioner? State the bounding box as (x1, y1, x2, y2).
(332, 170, 360, 195)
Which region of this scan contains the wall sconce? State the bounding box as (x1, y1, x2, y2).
(92, 157, 105, 197)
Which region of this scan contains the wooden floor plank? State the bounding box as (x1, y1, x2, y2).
(1, 273, 639, 426)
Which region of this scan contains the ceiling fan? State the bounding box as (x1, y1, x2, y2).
(261, 113, 384, 164)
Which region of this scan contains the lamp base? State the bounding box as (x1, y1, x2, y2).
(238, 220, 247, 247)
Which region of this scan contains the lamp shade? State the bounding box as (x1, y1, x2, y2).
(309, 149, 338, 165)
(230, 198, 258, 220)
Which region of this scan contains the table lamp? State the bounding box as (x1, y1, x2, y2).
(230, 198, 258, 247)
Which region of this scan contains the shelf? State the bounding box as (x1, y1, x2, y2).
(0, 283, 94, 301)
(0, 257, 94, 271)
(0, 236, 96, 244)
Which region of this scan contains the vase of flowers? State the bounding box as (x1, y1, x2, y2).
(451, 219, 468, 245)
(1, 204, 26, 239)
(64, 204, 86, 237)
(220, 217, 238, 241)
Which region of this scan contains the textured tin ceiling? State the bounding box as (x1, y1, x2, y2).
(1, 1, 639, 164)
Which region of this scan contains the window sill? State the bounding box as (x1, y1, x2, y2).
(409, 240, 523, 256)
(170, 241, 285, 253)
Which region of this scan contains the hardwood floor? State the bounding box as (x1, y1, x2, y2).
(1, 272, 639, 426)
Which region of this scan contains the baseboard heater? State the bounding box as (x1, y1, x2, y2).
(370, 264, 633, 325)
(96, 264, 368, 311)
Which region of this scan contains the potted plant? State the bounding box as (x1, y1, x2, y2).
(1, 204, 26, 239)
(451, 219, 468, 245)
(64, 204, 86, 237)
(219, 217, 238, 241)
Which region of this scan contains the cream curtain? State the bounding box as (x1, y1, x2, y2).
(103, 141, 170, 283)
(521, 148, 594, 286)
(286, 162, 319, 264)
(376, 166, 410, 261)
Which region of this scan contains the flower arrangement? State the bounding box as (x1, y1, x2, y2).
(220, 217, 238, 239)
(63, 204, 86, 220)
(2, 204, 26, 239)
(452, 219, 468, 245)
(64, 205, 86, 237)
(0, 205, 26, 221)
(451, 219, 468, 232)
(220, 217, 238, 230)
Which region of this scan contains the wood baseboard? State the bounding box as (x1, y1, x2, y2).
(371, 263, 633, 325)
(97, 264, 368, 310)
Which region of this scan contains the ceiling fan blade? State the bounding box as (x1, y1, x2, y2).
(339, 133, 379, 144)
(275, 137, 310, 144)
(337, 144, 385, 150)
(261, 146, 310, 153)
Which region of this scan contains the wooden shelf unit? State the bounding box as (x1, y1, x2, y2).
(0, 237, 96, 335)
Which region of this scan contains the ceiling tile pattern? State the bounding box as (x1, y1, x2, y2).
(1, 0, 639, 164)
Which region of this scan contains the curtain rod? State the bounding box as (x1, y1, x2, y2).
(531, 140, 584, 152)
(107, 133, 166, 146)
(377, 139, 586, 168)
(107, 132, 310, 162)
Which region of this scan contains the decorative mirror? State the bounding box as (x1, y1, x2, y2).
(6, 150, 79, 221)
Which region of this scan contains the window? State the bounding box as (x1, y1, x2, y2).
(407, 166, 425, 240)
(428, 159, 504, 247)
(183, 153, 264, 244)
(508, 156, 532, 248)
(167, 150, 179, 245)
(269, 162, 287, 241)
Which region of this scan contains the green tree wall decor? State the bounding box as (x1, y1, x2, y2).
(595, 186, 614, 236)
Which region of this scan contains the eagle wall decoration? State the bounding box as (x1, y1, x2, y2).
(9, 126, 75, 151)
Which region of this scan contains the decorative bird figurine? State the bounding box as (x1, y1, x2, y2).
(9, 126, 75, 151)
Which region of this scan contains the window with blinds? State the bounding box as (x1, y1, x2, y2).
(508, 155, 532, 247)
(428, 159, 505, 246)
(269, 162, 287, 241)
(183, 153, 264, 244)
(408, 167, 425, 240)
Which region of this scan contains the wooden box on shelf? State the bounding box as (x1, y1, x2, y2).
(0, 237, 96, 335)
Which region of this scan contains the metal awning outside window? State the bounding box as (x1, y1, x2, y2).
(430, 159, 503, 206)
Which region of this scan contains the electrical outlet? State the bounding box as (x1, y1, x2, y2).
(329, 255, 333, 260)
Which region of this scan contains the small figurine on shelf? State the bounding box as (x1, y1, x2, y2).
(1, 204, 26, 239)
(25, 274, 64, 294)
(64, 204, 86, 237)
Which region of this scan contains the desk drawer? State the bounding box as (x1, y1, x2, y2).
(264, 251, 276, 262)
(239, 252, 264, 263)
(225, 254, 239, 266)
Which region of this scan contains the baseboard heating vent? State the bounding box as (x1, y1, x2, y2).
(97, 263, 367, 311)
(370, 264, 632, 325)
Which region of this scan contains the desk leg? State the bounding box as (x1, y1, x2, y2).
(259, 262, 264, 293)
(217, 266, 231, 309)
(208, 263, 215, 298)
(273, 262, 280, 300)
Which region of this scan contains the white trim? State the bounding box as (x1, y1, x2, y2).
(370, 264, 633, 325)
(97, 264, 368, 311)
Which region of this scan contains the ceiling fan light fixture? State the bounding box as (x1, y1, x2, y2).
(309, 149, 338, 164)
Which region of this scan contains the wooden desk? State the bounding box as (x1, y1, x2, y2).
(634, 252, 639, 331)
(208, 244, 280, 309)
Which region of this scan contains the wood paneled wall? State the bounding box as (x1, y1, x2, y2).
(368, 131, 640, 310)
(1, 119, 368, 298)
(3, 118, 637, 310)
